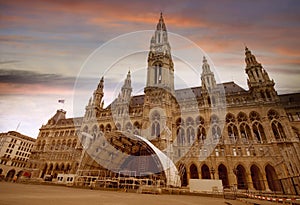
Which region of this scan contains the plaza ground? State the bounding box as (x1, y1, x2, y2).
(0, 182, 254, 205)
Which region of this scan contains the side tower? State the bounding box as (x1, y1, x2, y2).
(112, 71, 133, 131)
(201, 56, 218, 107)
(142, 13, 175, 149)
(84, 77, 105, 121)
(146, 13, 174, 92)
(245, 47, 279, 102)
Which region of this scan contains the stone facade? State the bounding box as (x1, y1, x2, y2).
(27, 14, 300, 194)
(26, 110, 83, 179)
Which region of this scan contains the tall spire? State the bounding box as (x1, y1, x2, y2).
(245, 46, 260, 68)
(244, 47, 278, 101)
(146, 13, 174, 92)
(92, 76, 104, 107)
(119, 70, 132, 102)
(156, 12, 167, 31)
(201, 56, 216, 90)
(150, 13, 170, 53)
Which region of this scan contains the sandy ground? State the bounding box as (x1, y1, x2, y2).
(0, 182, 247, 205)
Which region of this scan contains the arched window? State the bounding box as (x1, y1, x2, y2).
(152, 122, 160, 137)
(218, 164, 229, 187)
(249, 111, 261, 122)
(252, 122, 266, 143)
(268, 109, 280, 120)
(212, 125, 221, 140)
(195, 116, 205, 125)
(154, 63, 162, 84)
(186, 117, 194, 126)
(190, 164, 199, 179)
(266, 90, 272, 100)
(176, 118, 184, 145)
(177, 127, 185, 145)
(99, 124, 104, 132)
(133, 121, 141, 135)
(151, 112, 161, 138)
(239, 123, 252, 142)
(92, 125, 98, 137)
(197, 126, 206, 141)
(226, 113, 235, 123)
(84, 126, 89, 133)
(105, 124, 112, 132)
(265, 164, 282, 192)
(67, 139, 72, 149)
(116, 123, 121, 131)
(237, 112, 248, 123)
(201, 164, 211, 179)
(72, 139, 77, 148)
(56, 140, 61, 150)
(125, 122, 132, 132)
(36, 141, 41, 150)
(211, 115, 219, 124)
(50, 140, 55, 150)
(272, 120, 286, 140)
(61, 140, 66, 150)
(236, 164, 248, 189)
(186, 127, 195, 145)
(228, 123, 238, 141)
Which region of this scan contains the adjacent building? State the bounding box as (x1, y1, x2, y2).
(27, 13, 300, 194)
(0, 131, 36, 180)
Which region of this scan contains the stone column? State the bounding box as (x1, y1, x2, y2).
(228, 170, 238, 189)
(246, 172, 254, 190)
(262, 174, 271, 191)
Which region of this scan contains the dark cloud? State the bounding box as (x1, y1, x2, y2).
(0, 60, 21, 65)
(0, 69, 76, 87)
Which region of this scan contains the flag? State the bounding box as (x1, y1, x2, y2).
(58, 99, 65, 103)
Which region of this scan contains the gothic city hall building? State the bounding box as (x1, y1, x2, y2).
(27, 14, 300, 194)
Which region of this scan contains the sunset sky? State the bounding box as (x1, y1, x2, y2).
(1, 0, 300, 138)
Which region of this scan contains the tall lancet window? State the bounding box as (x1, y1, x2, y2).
(154, 63, 162, 84)
(158, 32, 161, 43)
(151, 112, 161, 138)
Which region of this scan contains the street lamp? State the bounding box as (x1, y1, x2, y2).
(210, 167, 215, 179)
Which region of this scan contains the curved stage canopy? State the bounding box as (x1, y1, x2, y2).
(81, 131, 181, 187)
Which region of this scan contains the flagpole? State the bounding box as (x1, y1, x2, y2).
(16, 122, 21, 132)
(58, 99, 65, 110)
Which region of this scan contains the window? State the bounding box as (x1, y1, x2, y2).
(151, 112, 161, 138)
(215, 148, 219, 157)
(220, 148, 225, 156)
(154, 63, 162, 84)
(186, 127, 195, 144)
(197, 126, 206, 141)
(233, 148, 237, 156)
(246, 148, 250, 156)
(272, 121, 286, 140)
(237, 147, 242, 156)
(297, 112, 300, 121)
(177, 128, 185, 145)
(287, 113, 294, 121)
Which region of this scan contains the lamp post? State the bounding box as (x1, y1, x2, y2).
(210, 167, 215, 179)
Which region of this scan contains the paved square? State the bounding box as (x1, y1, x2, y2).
(0, 182, 245, 205)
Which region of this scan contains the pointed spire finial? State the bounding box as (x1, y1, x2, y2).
(156, 12, 166, 31)
(203, 56, 207, 63)
(245, 46, 249, 52)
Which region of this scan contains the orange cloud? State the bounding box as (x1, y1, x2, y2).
(0, 83, 73, 95)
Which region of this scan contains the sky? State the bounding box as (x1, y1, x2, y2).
(0, 0, 300, 138)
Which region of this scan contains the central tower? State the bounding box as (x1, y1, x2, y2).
(145, 12, 174, 92)
(143, 13, 175, 149)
